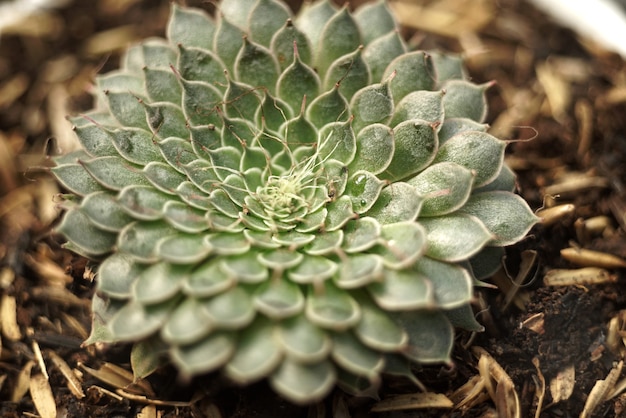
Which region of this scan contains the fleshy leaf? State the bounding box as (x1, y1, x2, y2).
(277, 314, 331, 363)
(97, 253, 144, 298)
(315, 6, 361, 75)
(177, 45, 226, 85)
(389, 90, 445, 127)
(133, 262, 187, 305)
(306, 282, 361, 330)
(342, 217, 381, 253)
(296, 0, 338, 48)
(441, 79, 492, 122)
(56, 209, 116, 256)
(171, 332, 236, 376)
(421, 214, 493, 262)
(349, 123, 394, 175)
(117, 221, 177, 262)
(382, 120, 438, 181)
(430, 52, 467, 84)
(270, 20, 311, 71)
(276, 52, 320, 113)
(415, 257, 473, 309)
(288, 255, 338, 284)
(80, 191, 133, 232)
(225, 317, 283, 383)
(162, 201, 209, 233)
(354, 297, 408, 351)
(376, 221, 427, 269)
(144, 67, 182, 104)
(183, 259, 235, 297)
(109, 128, 164, 165)
(80, 156, 147, 191)
(181, 79, 223, 127)
(366, 182, 422, 224)
(269, 358, 335, 405)
(118, 185, 170, 221)
(438, 117, 488, 145)
(407, 161, 474, 217)
(444, 304, 484, 332)
(362, 31, 406, 83)
(220, 0, 256, 29)
(383, 51, 436, 104)
(392, 311, 454, 364)
(248, 0, 292, 47)
(200, 287, 256, 329)
(336, 253, 384, 289)
(368, 269, 433, 310)
(304, 230, 343, 255)
(156, 233, 212, 264)
(105, 91, 149, 130)
(144, 102, 189, 140)
(167, 4, 215, 49)
(475, 164, 517, 193)
(213, 14, 244, 72)
(433, 130, 506, 188)
(253, 279, 305, 319)
(220, 253, 269, 283)
(353, 1, 397, 45)
(235, 37, 280, 94)
(306, 85, 349, 129)
(332, 332, 384, 379)
(469, 246, 505, 279)
(109, 299, 176, 341)
(324, 46, 371, 101)
(350, 81, 394, 133)
(318, 120, 356, 165)
(459, 191, 539, 246)
(161, 298, 213, 345)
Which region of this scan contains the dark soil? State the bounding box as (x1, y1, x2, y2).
(2, 0, 626, 417)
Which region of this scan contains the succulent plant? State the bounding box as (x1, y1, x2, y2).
(51, 0, 538, 405)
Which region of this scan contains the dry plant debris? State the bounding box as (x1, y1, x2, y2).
(2, 0, 626, 416)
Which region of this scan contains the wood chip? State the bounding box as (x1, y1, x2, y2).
(581, 361, 623, 418)
(531, 358, 546, 418)
(1, 293, 23, 341)
(549, 365, 575, 403)
(543, 267, 616, 286)
(473, 347, 521, 418)
(12, 360, 35, 403)
(30, 373, 57, 418)
(47, 350, 85, 399)
(80, 362, 154, 397)
(370, 392, 453, 412)
(388, 0, 493, 38)
(560, 247, 626, 269)
(536, 204, 575, 227)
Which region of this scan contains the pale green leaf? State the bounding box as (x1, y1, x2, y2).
(277, 314, 331, 363)
(225, 317, 283, 384)
(253, 278, 305, 319)
(460, 191, 539, 246)
(421, 214, 493, 262)
(161, 298, 213, 345)
(56, 209, 116, 256)
(269, 358, 335, 405)
(133, 262, 187, 305)
(407, 161, 474, 217)
(171, 332, 235, 376)
(433, 130, 506, 188)
(368, 269, 433, 310)
(305, 282, 361, 330)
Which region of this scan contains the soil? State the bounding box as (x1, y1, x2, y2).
(2, 0, 626, 417)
